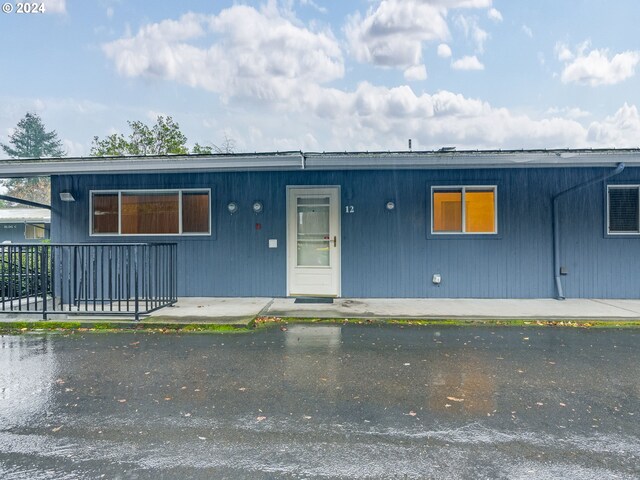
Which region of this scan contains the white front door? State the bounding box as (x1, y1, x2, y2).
(287, 187, 341, 297)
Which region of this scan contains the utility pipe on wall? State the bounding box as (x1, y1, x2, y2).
(552, 163, 625, 299)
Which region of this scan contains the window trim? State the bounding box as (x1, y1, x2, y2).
(430, 185, 498, 235)
(606, 184, 640, 236)
(90, 188, 212, 237)
(24, 223, 46, 240)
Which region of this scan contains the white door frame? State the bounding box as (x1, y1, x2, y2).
(286, 185, 341, 297)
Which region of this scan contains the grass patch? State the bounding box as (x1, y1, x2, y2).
(253, 316, 640, 329)
(0, 320, 251, 334)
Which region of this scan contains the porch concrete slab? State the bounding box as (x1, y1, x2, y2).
(147, 297, 272, 325)
(265, 297, 640, 320)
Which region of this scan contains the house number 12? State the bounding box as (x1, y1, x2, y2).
(345, 205, 354, 213)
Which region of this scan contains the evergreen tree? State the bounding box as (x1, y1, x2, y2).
(1, 112, 65, 158)
(0, 112, 65, 206)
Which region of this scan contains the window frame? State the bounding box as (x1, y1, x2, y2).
(89, 188, 212, 237)
(430, 185, 498, 236)
(25, 223, 46, 240)
(606, 184, 640, 236)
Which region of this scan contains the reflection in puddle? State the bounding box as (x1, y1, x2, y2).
(284, 325, 342, 393)
(0, 336, 57, 427)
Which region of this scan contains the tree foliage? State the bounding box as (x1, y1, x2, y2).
(91, 116, 189, 156)
(192, 133, 237, 154)
(92, 116, 237, 156)
(0, 112, 65, 206)
(1, 112, 65, 158)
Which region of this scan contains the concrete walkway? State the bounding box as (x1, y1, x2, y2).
(4, 297, 640, 325)
(145, 297, 640, 323)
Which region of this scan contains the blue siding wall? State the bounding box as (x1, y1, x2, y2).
(0, 222, 50, 243)
(50, 167, 640, 298)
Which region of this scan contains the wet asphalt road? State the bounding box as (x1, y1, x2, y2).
(0, 325, 638, 479)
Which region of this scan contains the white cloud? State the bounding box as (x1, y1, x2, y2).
(103, 7, 343, 103)
(555, 42, 574, 61)
(557, 42, 640, 86)
(42, 0, 65, 14)
(546, 106, 590, 120)
(100, 6, 640, 151)
(346, 1, 450, 68)
(522, 25, 533, 38)
(345, 0, 492, 70)
(587, 103, 640, 146)
(106, 6, 114, 19)
(451, 55, 484, 70)
(299, 0, 327, 14)
(437, 43, 452, 58)
(404, 64, 427, 81)
(455, 14, 488, 53)
(487, 8, 502, 22)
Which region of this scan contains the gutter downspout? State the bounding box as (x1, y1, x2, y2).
(552, 163, 625, 299)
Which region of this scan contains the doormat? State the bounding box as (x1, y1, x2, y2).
(294, 297, 334, 304)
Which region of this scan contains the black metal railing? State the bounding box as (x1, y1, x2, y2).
(0, 243, 177, 320)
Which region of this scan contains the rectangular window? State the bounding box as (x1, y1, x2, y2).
(25, 223, 46, 240)
(91, 189, 211, 236)
(92, 193, 119, 234)
(608, 186, 640, 234)
(432, 186, 497, 234)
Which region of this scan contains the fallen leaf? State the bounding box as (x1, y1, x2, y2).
(198, 436, 207, 440)
(256, 416, 267, 422)
(536, 402, 544, 406)
(303, 415, 312, 419)
(408, 411, 417, 416)
(117, 399, 127, 403)
(164, 397, 172, 401)
(447, 396, 465, 402)
(52, 426, 62, 432)
(238, 387, 246, 392)
(445, 404, 452, 408)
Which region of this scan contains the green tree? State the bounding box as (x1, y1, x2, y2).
(0, 112, 65, 205)
(91, 116, 189, 156)
(1, 112, 65, 158)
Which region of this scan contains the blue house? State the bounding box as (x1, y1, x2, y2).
(1, 149, 639, 311)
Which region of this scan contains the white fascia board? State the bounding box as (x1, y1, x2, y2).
(303, 151, 640, 169)
(0, 153, 305, 178)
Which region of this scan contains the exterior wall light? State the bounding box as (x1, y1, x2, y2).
(59, 192, 75, 202)
(227, 202, 238, 214)
(386, 201, 395, 210)
(252, 201, 263, 214)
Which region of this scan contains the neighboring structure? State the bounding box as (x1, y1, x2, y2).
(0, 149, 639, 299)
(0, 208, 50, 243)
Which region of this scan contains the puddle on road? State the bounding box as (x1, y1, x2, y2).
(0, 326, 638, 479)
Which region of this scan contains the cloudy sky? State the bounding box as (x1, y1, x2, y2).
(1, 0, 639, 157)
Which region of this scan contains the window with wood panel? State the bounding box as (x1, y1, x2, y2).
(91, 189, 211, 236)
(607, 185, 640, 234)
(432, 186, 497, 234)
